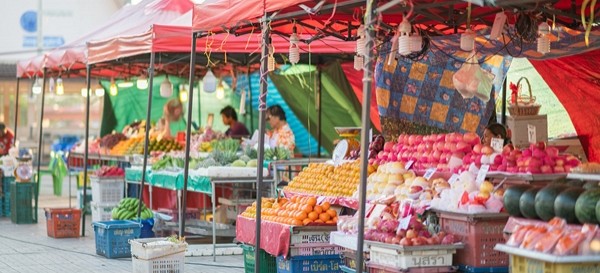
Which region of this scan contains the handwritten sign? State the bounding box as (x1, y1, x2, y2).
(405, 160, 415, 170)
(468, 163, 479, 174)
(332, 140, 348, 166)
(369, 204, 387, 219)
(448, 174, 459, 186)
(476, 164, 490, 185)
(528, 124, 537, 144)
(423, 168, 437, 180)
(397, 200, 413, 230)
(491, 138, 504, 153)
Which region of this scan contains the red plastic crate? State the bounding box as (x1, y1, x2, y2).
(45, 208, 81, 238)
(436, 211, 509, 268)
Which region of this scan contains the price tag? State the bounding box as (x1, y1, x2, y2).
(317, 196, 326, 205)
(369, 204, 387, 219)
(528, 124, 537, 144)
(332, 140, 348, 166)
(476, 164, 490, 185)
(405, 160, 415, 170)
(468, 162, 479, 174)
(423, 168, 437, 180)
(491, 137, 503, 153)
(397, 200, 413, 230)
(448, 174, 459, 186)
(398, 216, 411, 230)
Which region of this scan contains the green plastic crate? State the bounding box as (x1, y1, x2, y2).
(10, 182, 36, 224)
(241, 244, 277, 273)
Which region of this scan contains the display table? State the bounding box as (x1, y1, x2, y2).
(236, 216, 293, 257)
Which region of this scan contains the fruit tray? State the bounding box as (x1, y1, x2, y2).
(495, 244, 600, 273)
(367, 241, 462, 270)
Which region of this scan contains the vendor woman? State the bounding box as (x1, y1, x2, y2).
(162, 99, 187, 138)
(482, 123, 508, 146)
(266, 105, 295, 153)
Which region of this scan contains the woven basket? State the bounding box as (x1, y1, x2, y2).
(508, 77, 541, 116)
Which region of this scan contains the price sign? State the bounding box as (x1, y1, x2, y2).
(397, 200, 413, 230)
(423, 168, 437, 180)
(528, 124, 537, 144)
(317, 196, 326, 205)
(476, 164, 490, 185)
(405, 160, 415, 170)
(332, 140, 348, 166)
(369, 204, 387, 219)
(468, 163, 479, 174)
(411, 256, 446, 267)
(491, 137, 504, 153)
(448, 174, 459, 186)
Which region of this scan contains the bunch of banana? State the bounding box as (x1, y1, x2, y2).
(111, 197, 154, 220)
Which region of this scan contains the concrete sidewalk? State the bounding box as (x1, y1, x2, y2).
(0, 177, 245, 273)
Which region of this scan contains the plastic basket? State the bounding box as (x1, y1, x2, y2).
(91, 176, 125, 204)
(290, 226, 337, 244)
(436, 211, 509, 267)
(93, 220, 141, 258)
(366, 262, 457, 273)
(130, 238, 187, 273)
(91, 201, 117, 223)
(276, 255, 343, 273)
(458, 265, 508, 273)
(495, 244, 600, 273)
(241, 244, 277, 273)
(45, 208, 81, 238)
(369, 245, 456, 269)
(10, 182, 36, 224)
(289, 243, 344, 257)
(342, 249, 368, 273)
(507, 77, 541, 116)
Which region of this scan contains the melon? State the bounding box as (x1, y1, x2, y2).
(583, 181, 600, 190)
(555, 188, 586, 224)
(504, 185, 532, 217)
(566, 179, 585, 188)
(535, 184, 569, 221)
(520, 187, 541, 219)
(575, 189, 600, 224)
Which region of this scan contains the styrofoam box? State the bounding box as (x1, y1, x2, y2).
(289, 243, 344, 257)
(91, 201, 117, 223)
(506, 115, 548, 148)
(369, 245, 456, 269)
(290, 226, 337, 244)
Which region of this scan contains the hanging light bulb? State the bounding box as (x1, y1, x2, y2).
(117, 80, 134, 88)
(160, 75, 173, 97)
(537, 22, 551, 55)
(49, 77, 55, 93)
(56, 77, 64, 95)
(32, 77, 42, 94)
(179, 84, 188, 102)
(397, 19, 412, 55)
(289, 24, 300, 65)
(268, 45, 276, 72)
(353, 55, 364, 71)
(216, 84, 225, 100)
(409, 33, 423, 52)
(356, 25, 366, 56)
(203, 69, 217, 93)
(95, 88, 105, 97)
(460, 29, 476, 51)
(136, 75, 148, 89)
(109, 78, 118, 96)
(81, 88, 89, 97)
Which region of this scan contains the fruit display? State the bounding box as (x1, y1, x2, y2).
(240, 197, 338, 226)
(111, 197, 154, 220)
(506, 217, 600, 256)
(149, 138, 183, 152)
(571, 162, 600, 174)
(284, 161, 373, 197)
(430, 171, 504, 213)
(110, 137, 144, 155)
(93, 166, 125, 177)
(99, 133, 128, 149)
(264, 147, 292, 161)
(503, 180, 600, 225)
(150, 154, 258, 171)
(190, 127, 224, 153)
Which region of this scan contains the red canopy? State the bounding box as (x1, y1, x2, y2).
(16, 0, 194, 78)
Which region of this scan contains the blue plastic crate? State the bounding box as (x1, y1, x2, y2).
(276, 255, 343, 273)
(139, 218, 155, 238)
(459, 265, 509, 273)
(93, 220, 141, 259)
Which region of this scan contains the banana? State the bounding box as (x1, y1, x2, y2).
(111, 207, 119, 219)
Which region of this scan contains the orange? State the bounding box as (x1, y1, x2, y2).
(307, 197, 317, 206)
(290, 196, 298, 203)
(325, 220, 335, 224)
(326, 209, 337, 218)
(302, 205, 313, 214)
(294, 211, 307, 221)
(321, 202, 331, 211)
(292, 219, 303, 226)
(314, 205, 323, 214)
(314, 219, 324, 224)
(319, 213, 331, 222)
(302, 218, 313, 226)
(308, 211, 319, 221)
(333, 217, 338, 223)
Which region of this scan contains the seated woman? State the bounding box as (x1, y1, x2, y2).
(162, 99, 187, 139)
(266, 105, 295, 153)
(482, 123, 509, 146)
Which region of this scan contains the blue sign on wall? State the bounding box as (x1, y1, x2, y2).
(20, 11, 38, 33)
(23, 36, 65, 48)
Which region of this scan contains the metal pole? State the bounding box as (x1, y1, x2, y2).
(501, 77, 507, 125)
(14, 78, 20, 144)
(34, 69, 47, 224)
(316, 65, 322, 157)
(247, 68, 254, 132)
(254, 13, 270, 273)
(357, 0, 377, 269)
(180, 32, 198, 236)
(137, 52, 156, 219)
(82, 65, 92, 236)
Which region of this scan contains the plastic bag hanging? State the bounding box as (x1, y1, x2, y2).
(452, 50, 480, 99)
(474, 68, 495, 103)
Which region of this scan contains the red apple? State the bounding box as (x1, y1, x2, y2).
(473, 144, 483, 155)
(464, 132, 480, 145)
(554, 166, 565, 173)
(384, 142, 394, 152)
(540, 165, 553, 174)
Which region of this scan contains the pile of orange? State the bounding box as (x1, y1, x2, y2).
(241, 196, 338, 226)
(284, 162, 375, 197)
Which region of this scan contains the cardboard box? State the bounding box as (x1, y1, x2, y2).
(507, 115, 548, 148)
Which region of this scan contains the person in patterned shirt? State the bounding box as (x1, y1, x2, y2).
(0, 123, 14, 156)
(266, 105, 295, 153)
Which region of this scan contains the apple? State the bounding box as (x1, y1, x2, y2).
(546, 147, 559, 158)
(406, 229, 417, 239)
(540, 165, 553, 174)
(555, 158, 565, 167)
(544, 156, 556, 167)
(554, 166, 565, 173)
(473, 144, 483, 155)
(522, 149, 532, 158)
(502, 145, 514, 155)
(536, 141, 546, 150)
(384, 142, 394, 152)
(482, 145, 494, 155)
(464, 132, 480, 145)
